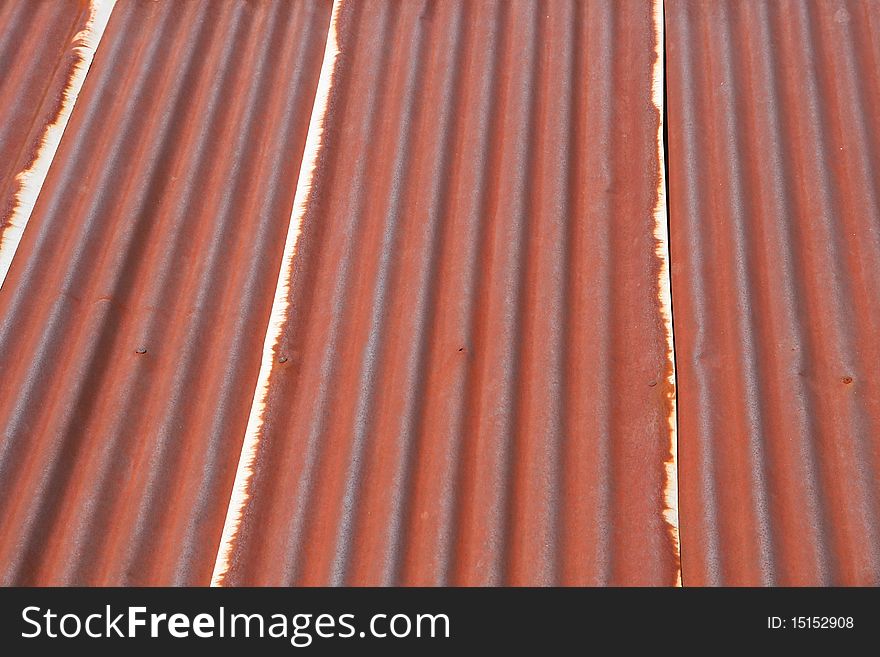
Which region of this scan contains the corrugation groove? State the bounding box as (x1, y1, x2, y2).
(222, 0, 678, 586)
(667, 0, 880, 585)
(0, 0, 332, 585)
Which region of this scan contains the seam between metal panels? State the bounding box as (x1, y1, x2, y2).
(210, 0, 343, 587)
(0, 0, 116, 288)
(654, 0, 681, 587)
(661, 0, 684, 588)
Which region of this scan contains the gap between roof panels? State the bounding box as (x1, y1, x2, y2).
(0, 0, 116, 289)
(659, 0, 683, 587)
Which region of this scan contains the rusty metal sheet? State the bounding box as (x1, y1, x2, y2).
(214, 0, 679, 586)
(666, 0, 880, 585)
(0, 0, 332, 585)
(0, 0, 112, 286)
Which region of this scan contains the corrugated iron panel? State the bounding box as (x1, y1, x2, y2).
(215, 0, 679, 586)
(0, 0, 332, 585)
(666, 0, 880, 585)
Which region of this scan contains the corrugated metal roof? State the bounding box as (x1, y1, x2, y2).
(666, 0, 880, 585)
(0, 0, 331, 585)
(2, 0, 878, 588)
(214, 0, 678, 586)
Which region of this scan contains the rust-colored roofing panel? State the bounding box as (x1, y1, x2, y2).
(4, 0, 879, 589)
(0, 0, 332, 585)
(666, 0, 880, 585)
(215, 0, 679, 586)
(0, 0, 112, 286)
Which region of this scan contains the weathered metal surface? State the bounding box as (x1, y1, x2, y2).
(666, 0, 880, 585)
(0, 0, 332, 585)
(0, 0, 114, 287)
(215, 0, 678, 586)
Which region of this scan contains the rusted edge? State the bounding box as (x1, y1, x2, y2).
(0, 0, 116, 288)
(653, 0, 681, 586)
(210, 0, 343, 587)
